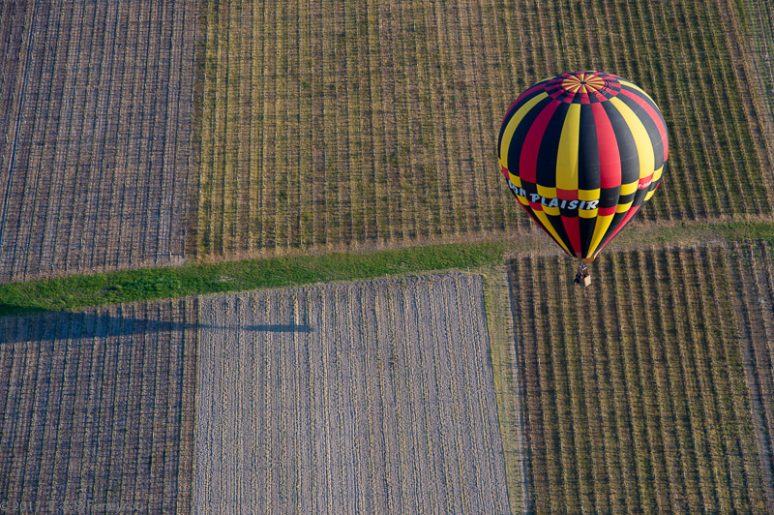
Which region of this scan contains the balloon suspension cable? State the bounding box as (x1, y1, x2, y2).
(574, 263, 591, 287)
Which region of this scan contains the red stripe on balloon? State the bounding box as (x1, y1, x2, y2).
(591, 102, 621, 189)
(598, 206, 616, 216)
(519, 101, 561, 183)
(556, 188, 577, 200)
(561, 216, 581, 257)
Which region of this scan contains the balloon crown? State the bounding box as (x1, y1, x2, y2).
(542, 71, 622, 104)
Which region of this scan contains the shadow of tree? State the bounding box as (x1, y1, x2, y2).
(0, 306, 312, 344)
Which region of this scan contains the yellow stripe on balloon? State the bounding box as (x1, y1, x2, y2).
(533, 210, 571, 255)
(499, 92, 549, 167)
(615, 202, 633, 213)
(620, 181, 638, 196)
(578, 189, 600, 201)
(587, 214, 614, 255)
(556, 103, 581, 191)
(578, 208, 598, 219)
(509, 172, 522, 187)
(609, 97, 655, 181)
(652, 165, 664, 182)
(645, 189, 656, 201)
(537, 185, 556, 198)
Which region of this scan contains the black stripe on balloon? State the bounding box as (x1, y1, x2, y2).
(521, 180, 537, 197)
(602, 101, 640, 185)
(507, 97, 553, 173)
(617, 93, 665, 170)
(647, 176, 664, 198)
(599, 187, 620, 209)
(617, 191, 636, 206)
(498, 88, 547, 153)
(580, 216, 596, 258)
(535, 102, 570, 189)
(559, 201, 580, 218)
(546, 212, 575, 257)
(578, 104, 600, 190)
(631, 187, 649, 209)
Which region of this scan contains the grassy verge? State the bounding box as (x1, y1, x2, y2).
(0, 242, 506, 314)
(1, 219, 772, 315)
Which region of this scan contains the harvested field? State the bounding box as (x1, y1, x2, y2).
(194, 274, 509, 513)
(198, 0, 773, 257)
(508, 241, 773, 513)
(0, 0, 198, 282)
(0, 300, 198, 513)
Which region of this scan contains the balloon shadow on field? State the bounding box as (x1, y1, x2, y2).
(0, 305, 313, 344)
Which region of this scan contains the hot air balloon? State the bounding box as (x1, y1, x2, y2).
(497, 71, 668, 285)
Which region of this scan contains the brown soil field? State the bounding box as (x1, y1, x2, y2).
(198, 0, 773, 258)
(0, 300, 198, 513)
(0, 0, 198, 283)
(193, 274, 510, 513)
(508, 241, 773, 513)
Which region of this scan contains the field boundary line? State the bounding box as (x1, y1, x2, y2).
(482, 267, 531, 514)
(0, 218, 772, 313)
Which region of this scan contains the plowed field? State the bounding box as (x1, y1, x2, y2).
(193, 274, 510, 513)
(0, 300, 197, 513)
(0, 0, 198, 282)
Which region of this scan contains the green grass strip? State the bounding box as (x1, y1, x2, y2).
(1, 220, 771, 316)
(0, 242, 507, 315)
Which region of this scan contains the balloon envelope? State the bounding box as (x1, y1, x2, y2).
(498, 71, 668, 261)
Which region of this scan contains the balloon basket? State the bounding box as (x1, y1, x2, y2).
(574, 264, 591, 287)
